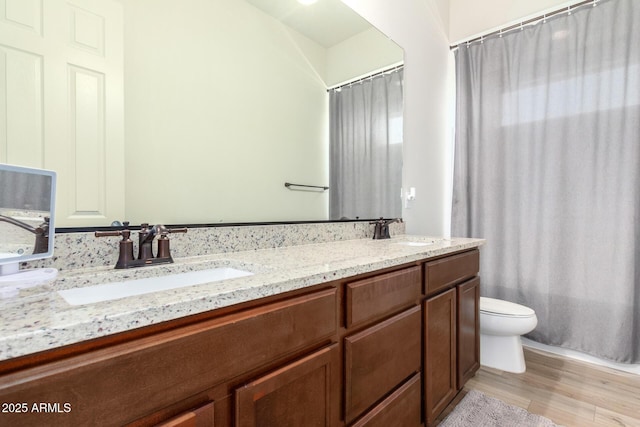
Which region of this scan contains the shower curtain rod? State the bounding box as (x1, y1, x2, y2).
(450, 0, 600, 50)
(327, 64, 403, 92)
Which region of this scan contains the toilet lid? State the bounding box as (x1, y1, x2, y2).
(480, 297, 535, 317)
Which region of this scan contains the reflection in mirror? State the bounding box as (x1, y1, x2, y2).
(329, 68, 404, 220)
(0, 0, 403, 227)
(0, 164, 57, 277)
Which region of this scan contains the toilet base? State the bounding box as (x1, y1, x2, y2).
(480, 334, 526, 373)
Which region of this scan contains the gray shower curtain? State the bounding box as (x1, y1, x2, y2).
(329, 70, 403, 220)
(0, 170, 52, 212)
(452, 0, 640, 363)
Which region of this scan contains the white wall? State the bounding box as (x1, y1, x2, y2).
(325, 27, 404, 87)
(289, 25, 403, 87)
(450, 0, 579, 43)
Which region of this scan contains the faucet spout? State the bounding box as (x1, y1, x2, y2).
(0, 214, 37, 234)
(138, 223, 156, 261)
(0, 214, 49, 254)
(369, 217, 401, 240)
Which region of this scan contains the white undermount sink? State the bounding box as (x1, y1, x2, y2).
(394, 241, 434, 247)
(58, 267, 253, 306)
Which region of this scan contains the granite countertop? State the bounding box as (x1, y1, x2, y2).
(0, 235, 484, 362)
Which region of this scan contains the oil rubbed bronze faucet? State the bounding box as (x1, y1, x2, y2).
(370, 218, 401, 240)
(0, 214, 50, 254)
(95, 222, 187, 269)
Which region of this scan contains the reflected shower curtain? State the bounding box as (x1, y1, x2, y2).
(329, 70, 403, 220)
(452, 0, 640, 362)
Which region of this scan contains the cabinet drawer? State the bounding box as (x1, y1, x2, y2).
(345, 266, 421, 328)
(344, 306, 422, 423)
(0, 288, 337, 427)
(351, 374, 421, 427)
(156, 401, 215, 427)
(425, 250, 479, 295)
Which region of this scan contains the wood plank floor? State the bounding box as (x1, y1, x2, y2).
(436, 347, 640, 426)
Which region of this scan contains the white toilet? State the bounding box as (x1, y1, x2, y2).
(479, 297, 538, 373)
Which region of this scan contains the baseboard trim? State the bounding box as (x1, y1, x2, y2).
(522, 338, 640, 375)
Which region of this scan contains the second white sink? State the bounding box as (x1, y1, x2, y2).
(58, 267, 253, 306)
(394, 241, 434, 247)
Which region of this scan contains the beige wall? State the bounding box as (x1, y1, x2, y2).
(122, 0, 404, 225)
(123, 0, 329, 224)
(449, 0, 578, 43)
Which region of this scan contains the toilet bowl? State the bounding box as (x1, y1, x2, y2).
(480, 297, 537, 373)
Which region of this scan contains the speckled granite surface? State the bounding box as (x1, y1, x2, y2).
(1, 226, 483, 362)
(26, 221, 406, 271)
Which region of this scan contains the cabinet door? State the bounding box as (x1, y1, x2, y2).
(424, 287, 457, 425)
(156, 401, 215, 427)
(235, 344, 339, 427)
(457, 277, 480, 389)
(0, 0, 125, 226)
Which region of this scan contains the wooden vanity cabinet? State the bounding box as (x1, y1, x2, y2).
(0, 248, 480, 427)
(0, 288, 338, 427)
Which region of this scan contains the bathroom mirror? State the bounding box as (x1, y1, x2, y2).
(0, 0, 403, 227)
(0, 164, 56, 275)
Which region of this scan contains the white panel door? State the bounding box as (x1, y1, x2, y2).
(0, 0, 44, 166)
(0, 0, 124, 227)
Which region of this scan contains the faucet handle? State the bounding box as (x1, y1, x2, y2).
(95, 221, 131, 238)
(369, 218, 385, 239)
(155, 226, 187, 261)
(95, 222, 135, 269)
(152, 224, 187, 235)
(151, 224, 187, 237)
(152, 225, 187, 261)
(167, 227, 187, 234)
